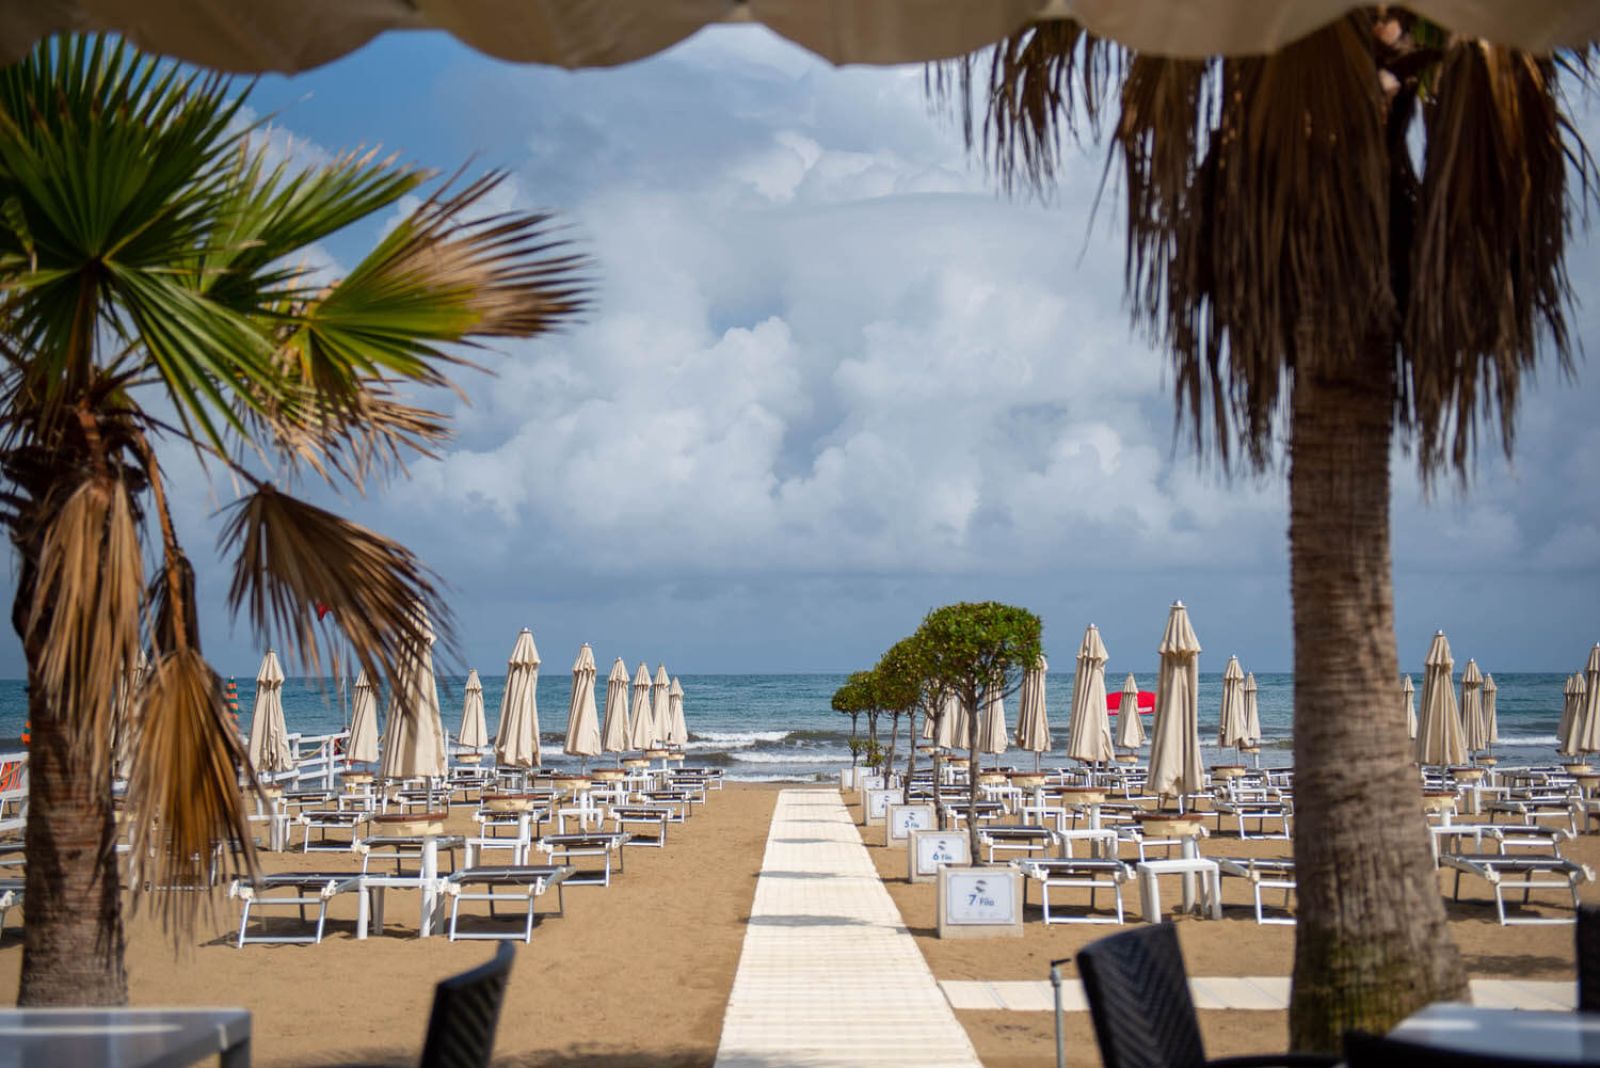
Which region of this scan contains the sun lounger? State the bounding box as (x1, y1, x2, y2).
(1215, 857, 1296, 925)
(639, 791, 695, 822)
(977, 825, 1056, 863)
(1485, 796, 1578, 836)
(1489, 823, 1570, 857)
(1211, 799, 1292, 840)
(1014, 858, 1133, 924)
(609, 806, 671, 847)
(356, 834, 465, 876)
(1441, 852, 1595, 925)
(298, 809, 372, 852)
(443, 865, 574, 943)
(228, 872, 363, 947)
(534, 832, 632, 887)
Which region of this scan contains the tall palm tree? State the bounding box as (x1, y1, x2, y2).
(0, 36, 585, 1005)
(935, 13, 1590, 1050)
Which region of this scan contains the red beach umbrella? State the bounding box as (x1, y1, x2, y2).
(1106, 691, 1156, 714)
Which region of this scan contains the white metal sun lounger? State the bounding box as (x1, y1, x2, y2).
(442, 865, 574, 943)
(298, 809, 372, 852)
(534, 832, 632, 886)
(1215, 857, 1296, 925)
(228, 872, 363, 947)
(1013, 858, 1134, 924)
(1441, 852, 1595, 925)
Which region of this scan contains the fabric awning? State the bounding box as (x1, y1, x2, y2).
(4, 2, 1593, 77)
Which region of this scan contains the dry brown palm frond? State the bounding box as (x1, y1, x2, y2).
(248, 377, 453, 487)
(125, 647, 256, 930)
(927, 20, 1122, 197)
(1406, 41, 1581, 480)
(1123, 15, 1392, 470)
(25, 476, 142, 779)
(219, 484, 450, 694)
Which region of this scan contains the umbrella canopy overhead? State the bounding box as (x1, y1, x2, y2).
(1402, 674, 1417, 742)
(977, 682, 1008, 756)
(1066, 626, 1113, 764)
(1014, 655, 1051, 754)
(1482, 673, 1498, 746)
(1115, 673, 1145, 750)
(1217, 656, 1249, 750)
(347, 669, 380, 763)
(246, 649, 293, 774)
(380, 610, 448, 779)
(600, 657, 631, 755)
(1569, 646, 1600, 758)
(668, 677, 688, 747)
(20, 4, 1594, 78)
(1147, 601, 1203, 799)
(493, 628, 542, 769)
(651, 664, 672, 746)
(1459, 659, 1487, 753)
(626, 662, 654, 750)
(1415, 631, 1466, 766)
(458, 669, 489, 749)
(1242, 671, 1261, 746)
(564, 645, 602, 758)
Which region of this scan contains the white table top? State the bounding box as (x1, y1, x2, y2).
(1393, 1003, 1600, 1064)
(0, 1007, 249, 1068)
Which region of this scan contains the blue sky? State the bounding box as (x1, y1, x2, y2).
(3, 26, 1597, 678)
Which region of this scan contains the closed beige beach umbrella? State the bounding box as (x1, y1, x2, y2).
(458, 669, 488, 750)
(346, 669, 379, 764)
(1402, 674, 1417, 741)
(1115, 673, 1145, 751)
(1415, 631, 1466, 767)
(977, 682, 1008, 758)
(247, 650, 293, 774)
(564, 644, 602, 764)
(1460, 659, 1487, 754)
(651, 664, 672, 746)
(600, 657, 631, 759)
(1242, 672, 1262, 746)
(493, 628, 542, 769)
(935, 691, 966, 749)
(1014, 655, 1051, 767)
(1482, 674, 1498, 747)
(380, 611, 448, 780)
(1217, 656, 1248, 753)
(1066, 626, 1114, 765)
(1148, 601, 1203, 801)
(1570, 646, 1600, 758)
(668, 677, 688, 747)
(1560, 674, 1581, 755)
(626, 662, 654, 750)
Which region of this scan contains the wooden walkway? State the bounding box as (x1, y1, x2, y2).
(714, 788, 982, 1068)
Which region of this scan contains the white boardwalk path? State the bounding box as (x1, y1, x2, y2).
(714, 788, 982, 1068)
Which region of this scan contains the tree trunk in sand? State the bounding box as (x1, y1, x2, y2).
(964, 684, 982, 865)
(17, 640, 127, 1005)
(1287, 345, 1466, 1050)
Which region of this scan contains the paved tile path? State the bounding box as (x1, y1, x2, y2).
(941, 977, 1576, 1013)
(714, 788, 983, 1068)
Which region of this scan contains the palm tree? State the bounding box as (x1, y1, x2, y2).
(0, 36, 585, 1005)
(935, 13, 1589, 1049)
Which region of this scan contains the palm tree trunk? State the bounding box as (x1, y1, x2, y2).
(1287, 345, 1465, 1049)
(18, 659, 127, 1005)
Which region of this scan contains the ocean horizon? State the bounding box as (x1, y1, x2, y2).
(0, 670, 1572, 780)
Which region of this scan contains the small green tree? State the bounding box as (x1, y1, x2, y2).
(875, 637, 928, 799)
(832, 671, 873, 769)
(914, 602, 1042, 863)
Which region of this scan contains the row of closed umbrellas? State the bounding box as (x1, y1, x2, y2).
(245, 620, 691, 777)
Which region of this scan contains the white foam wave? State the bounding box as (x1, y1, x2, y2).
(1494, 734, 1560, 747)
(725, 772, 827, 783)
(692, 730, 792, 744)
(729, 751, 846, 764)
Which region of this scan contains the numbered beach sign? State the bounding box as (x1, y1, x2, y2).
(908, 829, 970, 883)
(886, 802, 936, 846)
(864, 788, 896, 825)
(936, 865, 1023, 939)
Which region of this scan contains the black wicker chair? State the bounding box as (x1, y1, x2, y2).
(1077, 924, 1336, 1068)
(1343, 1029, 1546, 1067)
(419, 942, 516, 1068)
(1579, 903, 1600, 1012)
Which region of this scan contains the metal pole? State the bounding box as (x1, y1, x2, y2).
(1050, 958, 1069, 1068)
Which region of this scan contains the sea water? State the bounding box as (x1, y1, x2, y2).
(0, 671, 1574, 780)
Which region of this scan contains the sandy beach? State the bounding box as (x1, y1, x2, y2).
(2, 780, 1593, 1066)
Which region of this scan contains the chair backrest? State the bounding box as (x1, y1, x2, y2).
(1076, 923, 1206, 1068)
(1579, 904, 1600, 1012)
(1343, 1029, 1540, 1067)
(419, 942, 515, 1068)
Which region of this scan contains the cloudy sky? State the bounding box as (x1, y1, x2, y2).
(4, 27, 1597, 677)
